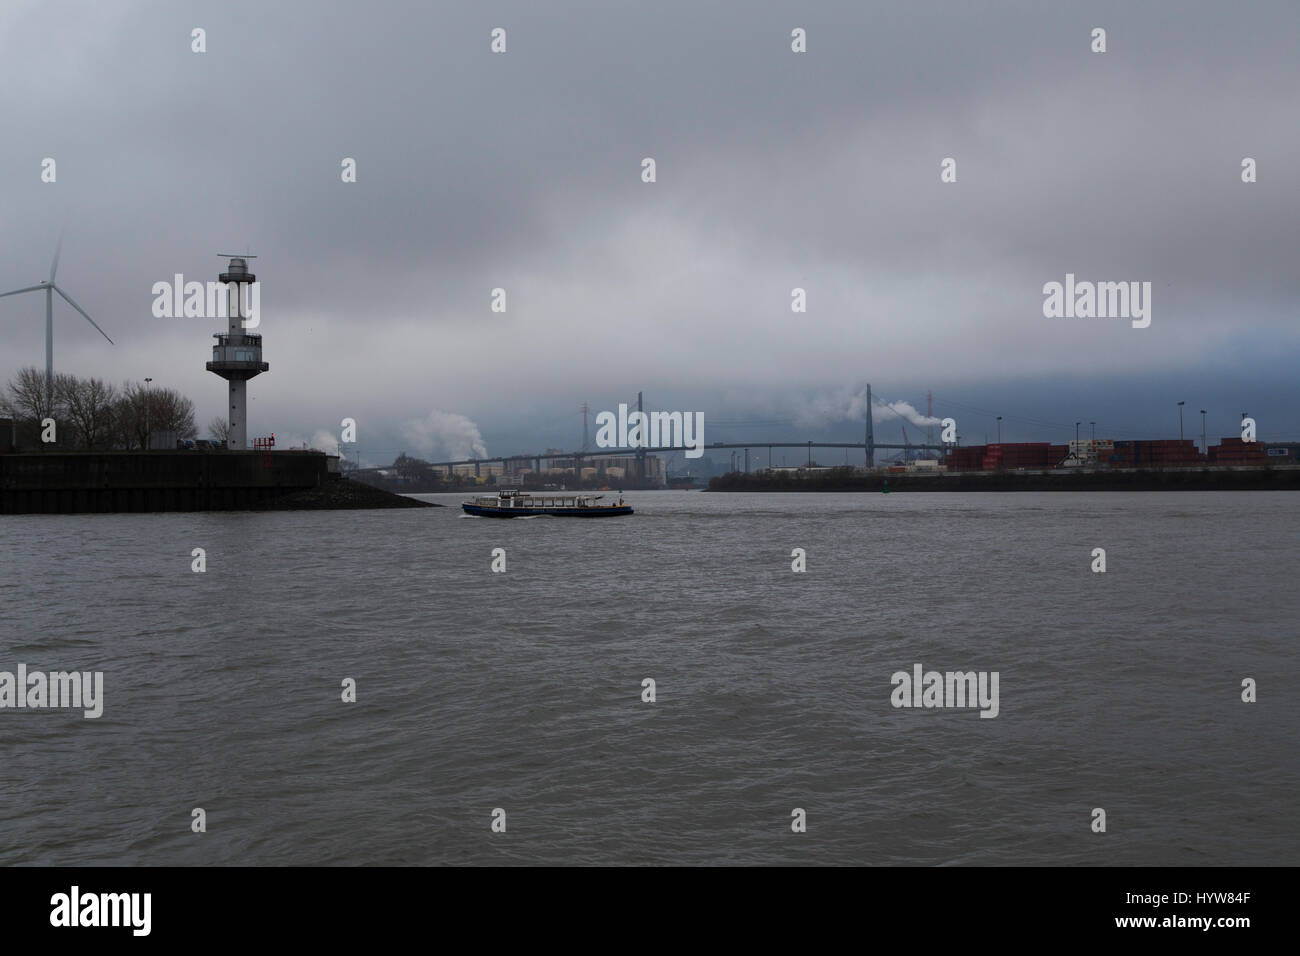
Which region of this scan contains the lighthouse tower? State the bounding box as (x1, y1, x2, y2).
(205, 256, 268, 450)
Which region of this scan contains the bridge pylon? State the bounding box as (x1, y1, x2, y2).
(865, 383, 875, 468)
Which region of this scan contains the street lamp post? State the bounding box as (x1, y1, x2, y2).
(1201, 410, 1207, 457)
(144, 377, 153, 450)
(1178, 401, 1185, 442)
(996, 416, 1002, 444)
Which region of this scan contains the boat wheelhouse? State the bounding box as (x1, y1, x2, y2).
(461, 489, 633, 518)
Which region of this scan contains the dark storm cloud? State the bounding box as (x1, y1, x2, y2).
(1, 0, 1296, 461)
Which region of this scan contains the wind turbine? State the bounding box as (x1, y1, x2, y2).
(0, 236, 114, 408)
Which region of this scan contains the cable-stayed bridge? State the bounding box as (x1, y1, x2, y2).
(414, 386, 945, 477)
(418, 439, 946, 476)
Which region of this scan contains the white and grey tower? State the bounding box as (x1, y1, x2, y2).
(205, 256, 267, 450)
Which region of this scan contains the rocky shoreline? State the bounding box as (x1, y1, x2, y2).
(251, 479, 442, 510)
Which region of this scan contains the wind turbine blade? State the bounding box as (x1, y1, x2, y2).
(50, 233, 63, 283)
(52, 284, 114, 344)
(0, 284, 47, 298)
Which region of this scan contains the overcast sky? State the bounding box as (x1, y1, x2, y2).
(2, 0, 1297, 463)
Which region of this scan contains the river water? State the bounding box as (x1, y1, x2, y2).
(1, 491, 1296, 865)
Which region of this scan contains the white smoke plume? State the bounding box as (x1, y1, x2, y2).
(401, 410, 488, 460)
(311, 429, 342, 457)
(790, 385, 941, 429)
(270, 429, 348, 460)
(877, 399, 940, 429)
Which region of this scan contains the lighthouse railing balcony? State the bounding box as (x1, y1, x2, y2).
(212, 332, 262, 347)
(208, 329, 269, 372)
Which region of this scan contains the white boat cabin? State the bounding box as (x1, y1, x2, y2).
(471, 489, 608, 509)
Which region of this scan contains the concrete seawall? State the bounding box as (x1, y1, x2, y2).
(0, 450, 339, 514)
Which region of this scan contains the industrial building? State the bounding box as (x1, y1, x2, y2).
(499, 451, 665, 487)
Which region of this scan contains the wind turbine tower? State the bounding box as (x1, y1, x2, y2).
(0, 237, 114, 408)
(205, 255, 267, 450)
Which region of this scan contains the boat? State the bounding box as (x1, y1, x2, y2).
(461, 489, 633, 518)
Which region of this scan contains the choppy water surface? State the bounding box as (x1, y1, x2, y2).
(1, 491, 1296, 865)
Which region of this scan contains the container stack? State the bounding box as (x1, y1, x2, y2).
(1069, 438, 1115, 464)
(1108, 439, 1204, 467)
(980, 442, 1069, 470)
(940, 437, 1281, 472)
(943, 443, 1071, 471)
(1208, 438, 1268, 466)
(944, 446, 987, 471)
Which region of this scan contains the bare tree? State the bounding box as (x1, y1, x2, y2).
(4, 366, 60, 422)
(116, 381, 197, 448)
(151, 388, 197, 440)
(115, 381, 150, 449)
(208, 416, 230, 444)
(6, 370, 202, 451)
(60, 374, 118, 449)
(2, 367, 64, 448)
